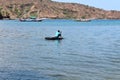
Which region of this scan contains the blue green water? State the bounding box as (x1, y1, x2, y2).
(0, 19, 120, 80)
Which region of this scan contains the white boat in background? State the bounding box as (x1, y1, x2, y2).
(19, 10, 45, 22)
(76, 19, 92, 22)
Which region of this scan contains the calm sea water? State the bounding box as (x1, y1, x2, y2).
(0, 19, 120, 80)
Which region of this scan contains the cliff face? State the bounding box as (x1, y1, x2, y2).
(0, 0, 120, 19)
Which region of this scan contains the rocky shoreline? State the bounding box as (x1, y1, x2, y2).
(0, 0, 120, 20)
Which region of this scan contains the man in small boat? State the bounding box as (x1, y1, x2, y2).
(55, 30, 62, 38)
(45, 30, 63, 40)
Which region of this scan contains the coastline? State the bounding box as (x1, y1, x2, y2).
(0, 0, 120, 20)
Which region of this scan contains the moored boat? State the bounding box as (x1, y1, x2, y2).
(76, 19, 91, 22)
(19, 18, 42, 22)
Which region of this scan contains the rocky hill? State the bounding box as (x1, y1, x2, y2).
(0, 0, 120, 19)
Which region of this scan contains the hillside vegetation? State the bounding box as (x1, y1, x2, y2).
(0, 0, 120, 19)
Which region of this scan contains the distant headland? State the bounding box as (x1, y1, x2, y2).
(0, 0, 120, 20)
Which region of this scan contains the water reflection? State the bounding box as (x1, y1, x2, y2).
(55, 40, 62, 45)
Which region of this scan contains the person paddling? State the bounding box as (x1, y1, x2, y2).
(55, 30, 62, 38)
(45, 30, 63, 40)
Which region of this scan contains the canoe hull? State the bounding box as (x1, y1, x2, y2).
(45, 37, 63, 40)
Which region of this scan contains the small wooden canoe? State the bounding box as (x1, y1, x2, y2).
(45, 37, 63, 40)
